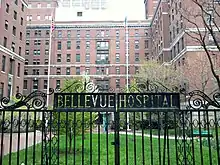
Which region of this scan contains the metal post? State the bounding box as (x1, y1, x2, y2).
(125, 16, 130, 130)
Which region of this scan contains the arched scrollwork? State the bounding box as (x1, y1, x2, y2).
(0, 88, 54, 110)
(187, 90, 220, 109)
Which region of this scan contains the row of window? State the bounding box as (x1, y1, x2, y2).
(24, 66, 139, 76)
(28, 3, 52, 8)
(1, 56, 20, 77)
(26, 15, 52, 21)
(24, 78, 126, 90)
(26, 29, 148, 38)
(25, 52, 140, 64)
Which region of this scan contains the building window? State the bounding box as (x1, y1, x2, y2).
(116, 67, 120, 74)
(135, 29, 139, 36)
(145, 40, 149, 49)
(116, 79, 120, 88)
(85, 67, 90, 74)
(76, 41, 80, 49)
(76, 30, 80, 38)
(1, 56, 6, 72)
(21, 4, 24, 11)
(19, 47, 21, 55)
(37, 15, 41, 20)
(33, 69, 39, 75)
(77, 12, 83, 17)
(26, 40, 30, 46)
(181, 37, 185, 50)
(33, 50, 40, 55)
(26, 30, 30, 37)
(6, 4, 9, 13)
(37, 3, 41, 8)
(44, 80, 47, 89)
(21, 17, 23, 25)
(57, 41, 62, 50)
(5, 20, 8, 30)
(58, 31, 62, 38)
(135, 40, 139, 49)
(66, 54, 71, 62)
(0, 83, 3, 99)
(33, 80, 38, 90)
(116, 30, 120, 36)
(24, 69, 28, 75)
(9, 59, 14, 74)
(76, 67, 80, 75)
(135, 67, 139, 74)
(11, 42, 15, 52)
(45, 40, 49, 45)
(14, 11, 17, 20)
(57, 54, 61, 62)
(56, 68, 61, 75)
(56, 80, 60, 89)
(86, 41, 90, 49)
(86, 53, 90, 63)
(76, 54, 80, 62)
(66, 67, 70, 75)
(67, 41, 71, 49)
(115, 53, 120, 63)
(34, 30, 41, 36)
(23, 80, 27, 89)
(34, 40, 41, 45)
(67, 30, 71, 38)
(46, 30, 50, 36)
(86, 30, 90, 38)
(135, 53, 140, 62)
(116, 41, 120, 49)
(12, 26, 16, 36)
(20, 32, 23, 40)
(16, 86, 19, 94)
(3, 37, 7, 47)
(17, 63, 20, 77)
(47, 4, 51, 8)
(26, 50, 29, 55)
(25, 59, 28, 65)
(45, 59, 48, 64)
(44, 69, 48, 75)
(27, 15, 32, 21)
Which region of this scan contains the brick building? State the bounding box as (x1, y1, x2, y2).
(23, 0, 151, 99)
(146, 0, 220, 94)
(0, 0, 28, 99)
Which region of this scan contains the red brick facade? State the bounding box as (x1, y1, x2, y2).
(0, 0, 28, 99)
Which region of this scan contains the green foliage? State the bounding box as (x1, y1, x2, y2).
(54, 77, 98, 152)
(136, 60, 181, 91)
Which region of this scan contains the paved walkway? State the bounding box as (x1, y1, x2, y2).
(0, 131, 43, 156)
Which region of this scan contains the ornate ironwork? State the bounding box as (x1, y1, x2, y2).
(0, 88, 54, 110)
(187, 90, 220, 109)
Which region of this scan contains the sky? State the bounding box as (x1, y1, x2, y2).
(55, 0, 145, 21)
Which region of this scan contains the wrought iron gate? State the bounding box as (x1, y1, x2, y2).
(1, 81, 220, 165)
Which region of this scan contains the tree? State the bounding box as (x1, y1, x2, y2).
(180, 0, 220, 92)
(135, 60, 182, 92)
(54, 78, 97, 153)
(181, 53, 216, 94)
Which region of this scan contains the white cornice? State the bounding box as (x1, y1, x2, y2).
(0, 45, 25, 62)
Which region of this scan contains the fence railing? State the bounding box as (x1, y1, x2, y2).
(1, 109, 220, 165)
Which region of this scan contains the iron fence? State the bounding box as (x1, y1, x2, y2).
(1, 109, 220, 165)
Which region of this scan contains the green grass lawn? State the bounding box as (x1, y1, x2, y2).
(2, 133, 219, 165)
